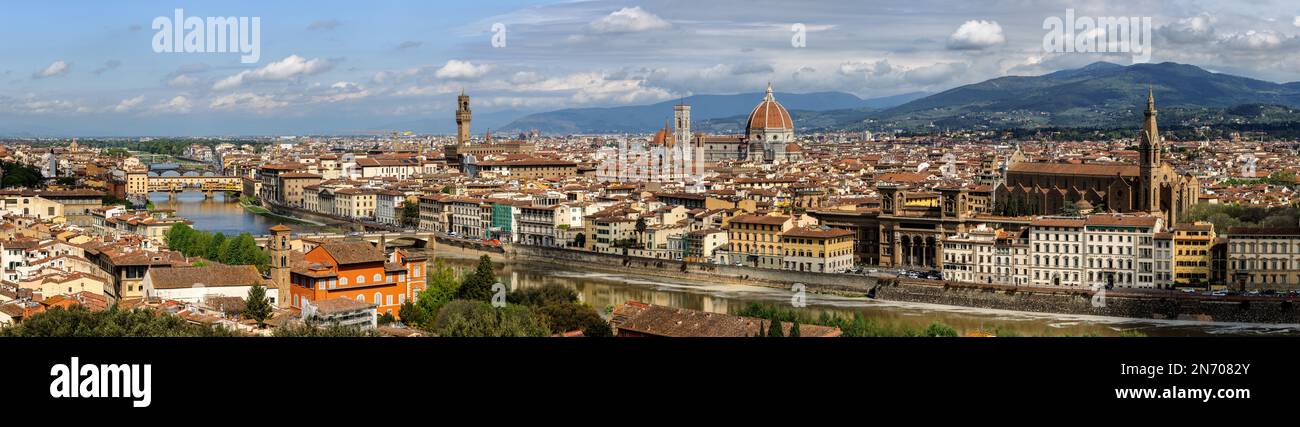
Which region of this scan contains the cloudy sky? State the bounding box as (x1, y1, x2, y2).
(2, 0, 1300, 136)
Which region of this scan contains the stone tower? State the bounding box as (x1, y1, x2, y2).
(673, 103, 691, 148)
(268, 224, 292, 308)
(1138, 88, 1161, 212)
(456, 89, 472, 145)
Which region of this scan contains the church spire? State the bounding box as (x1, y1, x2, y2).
(1142, 87, 1159, 167)
(1146, 87, 1156, 115)
(764, 82, 774, 102)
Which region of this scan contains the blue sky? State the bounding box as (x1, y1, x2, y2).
(3, 0, 1300, 136)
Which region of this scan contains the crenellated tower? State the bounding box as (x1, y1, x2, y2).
(456, 89, 472, 145)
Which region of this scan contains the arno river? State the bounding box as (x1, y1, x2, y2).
(148, 191, 329, 235)
(437, 250, 1300, 337)
(158, 191, 1300, 337)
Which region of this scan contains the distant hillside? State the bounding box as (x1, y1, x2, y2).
(861, 61, 1300, 131)
(500, 91, 925, 134)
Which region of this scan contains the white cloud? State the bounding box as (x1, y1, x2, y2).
(510, 71, 545, 85)
(1294, 16, 1300, 27)
(1221, 30, 1284, 50)
(113, 95, 145, 113)
(1159, 14, 1217, 44)
(209, 92, 288, 111)
(168, 74, 199, 87)
(590, 7, 671, 34)
(947, 20, 1004, 50)
(33, 60, 70, 79)
(213, 55, 334, 90)
(512, 72, 674, 105)
(839, 60, 893, 78)
(0, 96, 85, 114)
(314, 81, 372, 103)
(434, 60, 490, 80)
(371, 68, 423, 85)
(151, 95, 193, 114)
(904, 62, 969, 85)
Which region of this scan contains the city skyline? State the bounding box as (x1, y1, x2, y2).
(3, 0, 1300, 136)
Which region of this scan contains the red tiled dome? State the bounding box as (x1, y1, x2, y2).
(746, 83, 793, 132)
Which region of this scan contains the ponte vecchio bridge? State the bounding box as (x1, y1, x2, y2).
(147, 175, 243, 198)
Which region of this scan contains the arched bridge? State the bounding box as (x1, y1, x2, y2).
(254, 231, 439, 250)
(148, 176, 243, 198)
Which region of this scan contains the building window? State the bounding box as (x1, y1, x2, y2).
(374, 292, 383, 305)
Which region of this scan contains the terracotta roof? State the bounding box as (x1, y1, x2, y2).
(1084, 215, 1159, 228)
(729, 214, 791, 226)
(1227, 227, 1300, 236)
(146, 265, 267, 289)
(1030, 218, 1086, 227)
(782, 227, 854, 239)
(312, 297, 376, 315)
(1008, 162, 1139, 177)
(746, 87, 793, 131)
(320, 242, 385, 265)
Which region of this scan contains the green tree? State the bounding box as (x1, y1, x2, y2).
(165, 223, 194, 253)
(429, 300, 550, 337)
(1060, 201, 1081, 217)
(207, 232, 226, 261)
(415, 259, 459, 319)
(767, 318, 784, 337)
(537, 302, 612, 337)
(789, 320, 801, 337)
(495, 305, 552, 337)
(456, 255, 497, 301)
(398, 301, 428, 327)
(507, 284, 578, 307)
(0, 160, 44, 188)
(378, 312, 396, 325)
(0, 305, 240, 337)
(924, 322, 958, 337)
(243, 284, 272, 328)
(400, 202, 421, 228)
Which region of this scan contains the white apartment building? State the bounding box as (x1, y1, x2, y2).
(1082, 215, 1162, 289)
(1154, 232, 1174, 288)
(992, 228, 1031, 286)
(1029, 217, 1086, 288)
(1227, 227, 1300, 290)
(942, 225, 997, 284)
(375, 191, 405, 227)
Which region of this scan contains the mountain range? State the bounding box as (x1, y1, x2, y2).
(501, 61, 1300, 134)
(860, 61, 1300, 131)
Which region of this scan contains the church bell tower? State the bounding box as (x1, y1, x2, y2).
(1138, 89, 1161, 212)
(268, 224, 292, 308)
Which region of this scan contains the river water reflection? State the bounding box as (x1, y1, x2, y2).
(148, 191, 327, 236)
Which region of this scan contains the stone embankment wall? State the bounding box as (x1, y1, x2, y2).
(508, 245, 1300, 323)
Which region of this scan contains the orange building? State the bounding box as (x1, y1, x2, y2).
(288, 241, 427, 318)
